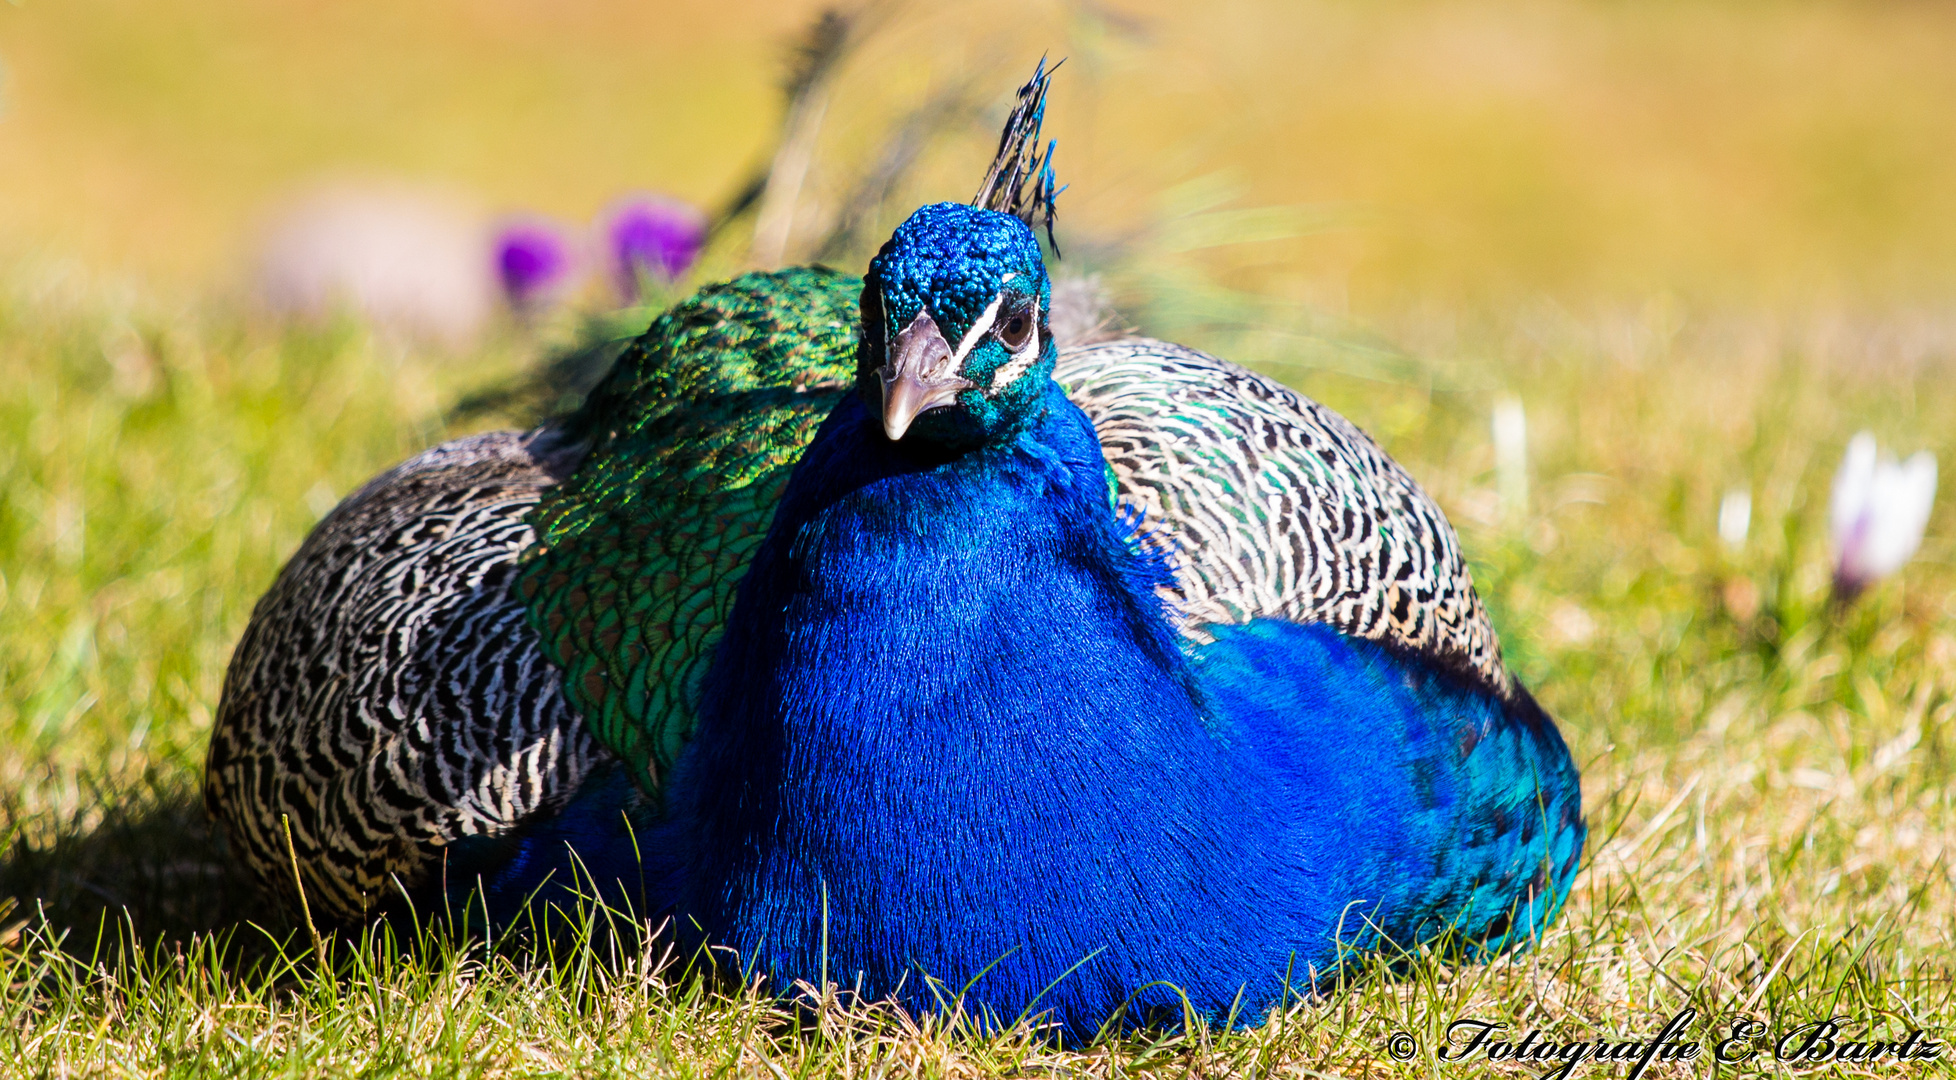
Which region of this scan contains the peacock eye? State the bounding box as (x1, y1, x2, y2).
(995, 306, 1034, 351)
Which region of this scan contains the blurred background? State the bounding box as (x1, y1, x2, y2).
(6, 0, 1956, 313)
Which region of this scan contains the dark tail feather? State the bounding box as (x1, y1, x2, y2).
(972, 56, 1065, 254)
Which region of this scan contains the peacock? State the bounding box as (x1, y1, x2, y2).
(205, 62, 1584, 1036)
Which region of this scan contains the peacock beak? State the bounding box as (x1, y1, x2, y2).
(879, 310, 975, 441)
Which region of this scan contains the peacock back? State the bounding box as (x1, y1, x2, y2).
(207, 263, 1530, 922)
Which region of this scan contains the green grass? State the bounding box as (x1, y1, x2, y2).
(3, 247, 1955, 1076)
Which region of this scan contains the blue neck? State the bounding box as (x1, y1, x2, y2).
(675, 384, 1289, 1028)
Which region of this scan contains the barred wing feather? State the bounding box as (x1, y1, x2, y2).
(1058, 338, 1510, 698)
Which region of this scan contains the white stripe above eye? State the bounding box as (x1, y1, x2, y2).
(951, 294, 1004, 365)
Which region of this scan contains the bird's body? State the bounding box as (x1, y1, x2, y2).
(206, 70, 1583, 1037)
(208, 259, 1581, 1033)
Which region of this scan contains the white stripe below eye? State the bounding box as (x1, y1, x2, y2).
(988, 297, 1042, 394)
(951, 294, 1004, 365)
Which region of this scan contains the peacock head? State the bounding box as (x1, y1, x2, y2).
(857, 202, 1054, 450)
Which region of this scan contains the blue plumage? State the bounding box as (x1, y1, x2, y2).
(206, 64, 1584, 1041)
(665, 372, 1575, 1037)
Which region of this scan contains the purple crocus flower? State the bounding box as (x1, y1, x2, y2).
(493, 218, 575, 313)
(603, 194, 706, 302)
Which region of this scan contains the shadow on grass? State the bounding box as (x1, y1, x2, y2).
(0, 769, 297, 965)
(0, 768, 702, 998)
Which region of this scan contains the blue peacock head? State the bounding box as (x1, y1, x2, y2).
(858, 204, 1054, 448)
(855, 58, 1064, 451)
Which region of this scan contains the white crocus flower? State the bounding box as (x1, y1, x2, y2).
(1718, 488, 1751, 551)
(1829, 432, 1936, 602)
(1492, 396, 1527, 521)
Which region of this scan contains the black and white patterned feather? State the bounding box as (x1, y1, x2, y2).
(203, 428, 600, 919)
(1057, 339, 1508, 696)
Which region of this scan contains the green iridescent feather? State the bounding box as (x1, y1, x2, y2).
(518, 267, 863, 797)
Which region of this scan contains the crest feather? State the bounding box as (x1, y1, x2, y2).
(972, 57, 1065, 254)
